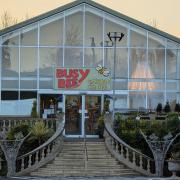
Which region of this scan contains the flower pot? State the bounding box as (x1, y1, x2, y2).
(168, 160, 180, 177)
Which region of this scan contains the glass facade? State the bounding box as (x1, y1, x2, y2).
(0, 3, 179, 111)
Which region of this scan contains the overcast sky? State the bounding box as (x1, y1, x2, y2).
(0, 0, 180, 38)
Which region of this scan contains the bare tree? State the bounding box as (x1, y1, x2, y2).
(148, 18, 158, 28)
(0, 11, 18, 29)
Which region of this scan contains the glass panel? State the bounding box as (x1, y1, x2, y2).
(114, 95, 127, 109)
(148, 33, 165, 48)
(65, 6, 83, 46)
(130, 48, 146, 79)
(39, 80, 53, 89)
(40, 15, 63, 46)
(129, 91, 146, 109)
(105, 16, 127, 47)
(64, 48, 83, 67)
(20, 24, 38, 46)
(148, 49, 165, 79)
(2, 47, 19, 77)
(166, 49, 177, 79)
(1, 91, 18, 100)
(105, 48, 128, 78)
(166, 82, 177, 91)
(147, 92, 164, 110)
(166, 93, 176, 111)
(20, 48, 37, 77)
(85, 8, 103, 47)
(39, 48, 63, 77)
(115, 81, 127, 90)
(167, 40, 178, 49)
(86, 96, 101, 135)
(116, 48, 128, 78)
(65, 95, 82, 135)
(84, 48, 103, 67)
(2, 31, 19, 46)
(130, 26, 147, 47)
(2, 80, 18, 89)
(20, 80, 37, 89)
(20, 91, 37, 99)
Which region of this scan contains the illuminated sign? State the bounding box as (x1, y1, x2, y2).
(54, 67, 111, 91)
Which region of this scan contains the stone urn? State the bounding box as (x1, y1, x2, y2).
(168, 160, 180, 177)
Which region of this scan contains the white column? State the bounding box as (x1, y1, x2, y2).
(82, 95, 85, 137)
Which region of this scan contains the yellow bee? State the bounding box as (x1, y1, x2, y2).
(96, 65, 110, 77)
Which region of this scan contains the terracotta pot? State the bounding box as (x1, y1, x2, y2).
(168, 160, 180, 177)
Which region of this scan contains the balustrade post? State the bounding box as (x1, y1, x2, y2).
(132, 151, 136, 166)
(140, 155, 143, 169)
(120, 144, 123, 156)
(126, 148, 129, 160)
(147, 159, 151, 174)
(35, 152, 39, 163)
(28, 155, 32, 167)
(3, 120, 6, 130)
(21, 158, 24, 170)
(115, 141, 119, 152)
(42, 148, 45, 160)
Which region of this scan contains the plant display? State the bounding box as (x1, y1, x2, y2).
(164, 101, 171, 113)
(31, 100, 38, 118)
(156, 103, 162, 115)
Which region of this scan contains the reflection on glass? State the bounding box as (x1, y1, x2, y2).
(166, 49, 177, 79)
(86, 96, 101, 135)
(65, 9, 83, 46)
(20, 25, 38, 46)
(129, 92, 146, 109)
(148, 49, 165, 78)
(40, 18, 63, 46)
(130, 26, 147, 47)
(20, 48, 37, 77)
(84, 48, 103, 67)
(85, 10, 103, 46)
(64, 48, 83, 67)
(39, 48, 63, 77)
(65, 96, 82, 135)
(2, 47, 19, 77)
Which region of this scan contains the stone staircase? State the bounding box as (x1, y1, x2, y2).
(31, 140, 140, 177)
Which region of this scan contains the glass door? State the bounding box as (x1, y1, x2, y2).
(85, 96, 101, 136)
(65, 95, 82, 136)
(65, 95, 101, 137)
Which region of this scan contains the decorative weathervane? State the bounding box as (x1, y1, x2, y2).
(141, 130, 180, 177)
(96, 64, 110, 77)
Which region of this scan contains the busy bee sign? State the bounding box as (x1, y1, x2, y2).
(54, 66, 111, 91)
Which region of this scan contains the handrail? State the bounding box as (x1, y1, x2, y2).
(15, 114, 65, 175)
(104, 114, 155, 176)
(84, 117, 88, 169)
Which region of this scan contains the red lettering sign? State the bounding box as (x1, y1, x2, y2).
(56, 68, 90, 89)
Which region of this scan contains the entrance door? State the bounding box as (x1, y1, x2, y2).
(65, 95, 101, 137)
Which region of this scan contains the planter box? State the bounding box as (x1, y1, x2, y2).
(168, 160, 180, 177)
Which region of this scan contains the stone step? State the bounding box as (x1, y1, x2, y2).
(32, 171, 139, 177)
(30, 140, 140, 177)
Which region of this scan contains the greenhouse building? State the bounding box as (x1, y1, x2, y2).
(0, 0, 179, 137)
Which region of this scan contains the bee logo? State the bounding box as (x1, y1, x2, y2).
(96, 65, 110, 77)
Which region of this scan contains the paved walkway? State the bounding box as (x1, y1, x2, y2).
(2, 176, 178, 180)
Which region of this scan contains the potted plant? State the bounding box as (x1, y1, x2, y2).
(97, 115, 104, 138)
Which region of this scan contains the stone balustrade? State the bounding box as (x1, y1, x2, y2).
(0, 115, 64, 176)
(0, 117, 59, 132)
(104, 114, 155, 176)
(15, 116, 65, 176)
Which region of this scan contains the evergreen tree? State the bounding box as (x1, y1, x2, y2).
(156, 103, 162, 115)
(174, 103, 180, 113)
(164, 101, 171, 113)
(31, 100, 38, 118)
